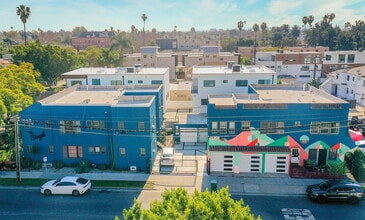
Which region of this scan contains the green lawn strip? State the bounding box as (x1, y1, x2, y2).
(0, 178, 154, 189)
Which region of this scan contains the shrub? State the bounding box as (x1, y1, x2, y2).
(22, 157, 33, 169)
(32, 161, 42, 170)
(98, 164, 108, 170)
(75, 159, 91, 173)
(54, 160, 64, 169)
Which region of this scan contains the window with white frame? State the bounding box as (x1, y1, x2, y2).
(88, 146, 106, 154)
(310, 122, 339, 134)
(241, 121, 250, 131)
(212, 122, 218, 134)
(140, 148, 146, 156)
(138, 122, 145, 131)
(229, 121, 235, 134)
(220, 122, 227, 134)
(203, 80, 215, 87)
(120, 148, 126, 156)
(260, 121, 284, 134)
(60, 120, 81, 133)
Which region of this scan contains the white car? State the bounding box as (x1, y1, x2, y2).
(41, 176, 91, 196)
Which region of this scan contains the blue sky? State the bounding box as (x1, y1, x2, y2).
(1, 0, 365, 32)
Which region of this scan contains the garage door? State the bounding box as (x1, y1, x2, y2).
(265, 154, 288, 173)
(180, 128, 197, 143)
(240, 154, 262, 173)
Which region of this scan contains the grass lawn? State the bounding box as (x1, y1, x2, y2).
(0, 178, 154, 189)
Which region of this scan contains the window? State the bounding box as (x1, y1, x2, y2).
(328, 150, 337, 160)
(260, 121, 284, 134)
(295, 121, 301, 127)
(111, 80, 122, 85)
(310, 122, 339, 134)
(71, 80, 82, 86)
(229, 122, 235, 134)
(48, 145, 54, 153)
(304, 55, 311, 64)
(60, 120, 81, 133)
(151, 80, 163, 84)
(203, 80, 215, 87)
(347, 75, 350, 81)
(220, 122, 227, 134)
(140, 148, 146, 156)
(120, 148, 126, 156)
(138, 80, 143, 84)
(138, 122, 145, 131)
(118, 121, 124, 131)
(88, 146, 106, 154)
(347, 54, 355, 63)
(86, 120, 105, 129)
(91, 79, 101, 85)
(201, 99, 208, 105)
(223, 80, 228, 83)
(258, 80, 271, 84)
(325, 54, 332, 61)
(236, 80, 248, 87)
(241, 121, 250, 131)
(292, 149, 299, 157)
(212, 122, 218, 134)
(62, 146, 83, 158)
(28, 146, 38, 154)
(301, 66, 310, 71)
(127, 80, 133, 84)
(338, 54, 345, 63)
(45, 120, 52, 128)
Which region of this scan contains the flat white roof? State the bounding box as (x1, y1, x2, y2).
(62, 67, 169, 76)
(208, 85, 347, 105)
(192, 65, 275, 75)
(39, 85, 155, 107)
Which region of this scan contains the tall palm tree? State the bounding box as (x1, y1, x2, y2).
(308, 16, 314, 28)
(237, 20, 246, 39)
(16, 4, 31, 45)
(260, 22, 267, 45)
(141, 13, 147, 46)
(252, 23, 259, 42)
(302, 16, 308, 29)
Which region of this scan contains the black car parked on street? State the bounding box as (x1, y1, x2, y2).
(306, 179, 364, 204)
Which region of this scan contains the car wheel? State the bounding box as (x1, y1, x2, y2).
(72, 190, 80, 196)
(316, 196, 326, 204)
(348, 196, 359, 205)
(44, 189, 51, 196)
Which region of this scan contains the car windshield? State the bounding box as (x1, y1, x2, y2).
(76, 177, 89, 184)
(319, 180, 333, 189)
(53, 178, 62, 185)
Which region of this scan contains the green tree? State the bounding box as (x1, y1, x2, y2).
(121, 187, 260, 220)
(16, 5, 31, 45)
(10, 40, 81, 85)
(351, 149, 365, 181)
(327, 161, 346, 177)
(241, 56, 252, 65)
(237, 20, 246, 39)
(0, 63, 44, 119)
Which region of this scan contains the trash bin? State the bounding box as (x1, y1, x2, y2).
(210, 180, 217, 192)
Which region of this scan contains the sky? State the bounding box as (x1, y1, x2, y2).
(1, 0, 365, 33)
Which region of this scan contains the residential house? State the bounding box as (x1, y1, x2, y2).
(19, 84, 163, 172)
(322, 50, 365, 74)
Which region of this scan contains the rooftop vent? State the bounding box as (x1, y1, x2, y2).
(227, 61, 235, 69)
(232, 64, 241, 73)
(127, 67, 135, 73)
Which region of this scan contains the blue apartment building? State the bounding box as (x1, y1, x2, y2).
(207, 84, 355, 168)
(19, 84, 163, 172)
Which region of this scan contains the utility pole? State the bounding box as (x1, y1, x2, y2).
(14, 116, 21, 182)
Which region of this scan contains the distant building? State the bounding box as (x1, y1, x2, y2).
(192, 63, 277, 113)
(19, 84, 162, 172)
(156, 38, 177, 51)
(322, 50, 365, 74)
(321, 66, 365, 106)
(124, 46, 177, 81)
(255, 50, 322, 84)
(71, 31, 116, 51)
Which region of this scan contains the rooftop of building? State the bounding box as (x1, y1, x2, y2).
(208, 84, 348, 106)
(192, 64, 276, 75)
(38, 85, 157, 107)
(61, 67, 169, 76)
(334, 66, 365, 77)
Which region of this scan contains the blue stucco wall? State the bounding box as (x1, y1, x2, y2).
(207, 101, 355, 149)
(19, 98, 157, 172)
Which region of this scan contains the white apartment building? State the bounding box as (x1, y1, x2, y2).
(124, 46, 177, 81)
(322, 50, 365, 74)
(320, 66, 365, 106)
(192, 64, 277, 113)
(255, 51, 322, 84)
(61, 66, 170, 108)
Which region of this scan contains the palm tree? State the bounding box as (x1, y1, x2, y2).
(308, 16, 314, 28)
(16, 4, 31, 45)
(260, 22, 268, 45)
(302, 16, 308, 29)
(110, 32, 132, 64)
(237, 20, 246, 39)
(252, 23, 259, 42)
(141, 13, 147, 46)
